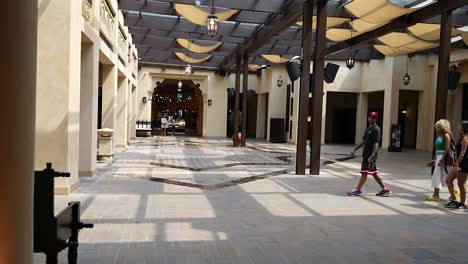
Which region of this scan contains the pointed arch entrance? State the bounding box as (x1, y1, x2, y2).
(151, 79, 204, 136)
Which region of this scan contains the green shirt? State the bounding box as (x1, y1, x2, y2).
(435, 136, 445, 155)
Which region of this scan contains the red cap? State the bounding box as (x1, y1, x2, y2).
(369, 112, 379, 119)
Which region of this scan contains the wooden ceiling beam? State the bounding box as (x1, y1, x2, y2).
(325, 0, 468, 56)
(220, 0, 308, 70)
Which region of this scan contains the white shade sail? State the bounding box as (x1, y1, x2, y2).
(175, 52, 213, 64)
(176, 39, 223, 53)
(174, 4, 238, 26)
(345, 0, 413, 24)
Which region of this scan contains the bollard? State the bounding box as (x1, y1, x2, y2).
(33, 163, 93, 264)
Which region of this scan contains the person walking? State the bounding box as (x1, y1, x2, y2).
(426, 119, 453, 202)
(160, 115, 168, 136)
(170, 115, 176, 136)
(446, 121, 468, 209)
(347, 112, 392, 196)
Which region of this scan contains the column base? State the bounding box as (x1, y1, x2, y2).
(97, 155, 113, 162)
(54, 181, 80, 195)
(79, 170, 96, 177)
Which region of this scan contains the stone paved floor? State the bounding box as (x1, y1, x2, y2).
(34, 137, 468, 264)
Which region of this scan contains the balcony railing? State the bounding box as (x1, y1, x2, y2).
(100, 0, 115, 44)
(82, 0, 93, 24)
(118, 29, 127, 64)
(132, 56, 138, 77)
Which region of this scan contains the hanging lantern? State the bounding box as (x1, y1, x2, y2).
(346, 57, 355, 69)
(206, 0, 219, 37)
(403, 73, 410, 86)
(177, 92, 183, 100)
(185, 63, 192, 75)
(346, 22, 355, 70)
(178, 80, 183, 89)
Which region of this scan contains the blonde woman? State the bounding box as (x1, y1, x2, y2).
(426, 119, 454, 201)
(446, 121, 468, 209)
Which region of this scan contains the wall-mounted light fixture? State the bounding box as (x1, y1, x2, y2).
(142, 97, 147, 104)
(401, 106, 408, 114)
(346, 56, 355, 69)
(208, 99, 212, 106)
(403, 73, 410, 86)
(277, 76, 283, 87)
(403, 56, 410, 86)
(185, 63, 192, 75)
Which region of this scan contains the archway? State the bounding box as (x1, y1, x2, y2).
(151, 79, 204, 136)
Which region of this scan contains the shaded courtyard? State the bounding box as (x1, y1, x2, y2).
(35, 138, 468, 264)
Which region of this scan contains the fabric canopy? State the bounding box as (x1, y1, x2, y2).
(175, 52, 213, 63)
(248, 64, 263, 71)
(326, 29, 362, 42)
(373, 45, 407, 56)
(261, 55, 289, 64)
(378, 32, 420, 48)
(345, 0, 413, 24)
(351, 19, 385, 32)
(373, 42, 438, 57)
(174, 4, 238, 26)
(375, 32, 439, 56)
(296, 17, 350, 28)
(407, 23, 461, 41)
(176, 39, 223, 53)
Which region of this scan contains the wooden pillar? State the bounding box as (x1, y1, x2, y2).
(434, 10, 452, 122)
(234, 55, 241, 140)
(242, 53, 248, 147)
(295, 0, 314, 175)
(309, 0, 327, 175)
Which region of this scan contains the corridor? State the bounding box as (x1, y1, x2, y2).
(34, 138, 468, 264)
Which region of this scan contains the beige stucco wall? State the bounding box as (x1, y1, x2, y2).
(36, 0, 138, 193)
(137, 66, 273, 138)
(36, 0, 82, 194)
(134, 50, 467, 152)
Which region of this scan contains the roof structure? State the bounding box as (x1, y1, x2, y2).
(119, 0, 468, 70)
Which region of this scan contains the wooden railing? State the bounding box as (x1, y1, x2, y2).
(82, 0, 93, 24)
(100, 0, 115, 44)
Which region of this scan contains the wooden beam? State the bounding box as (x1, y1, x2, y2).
(309, 0, 327, 175)
(296, 0, 313, 175)
(242, 53, 249, 147)
(434, 10, 453, 123)
(234, 55, 241, 145)
(325, 0, 468, 56)
(220, 0, 306, 70)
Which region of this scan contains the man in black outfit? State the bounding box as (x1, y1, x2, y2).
(347, 112, 392, 196)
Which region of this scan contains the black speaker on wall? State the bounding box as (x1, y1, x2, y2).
(324, 63, 340, 84)
(286, 61, 302, 82)
(218, 70, 227, 77)
(448, 70, 461, 90)
(286, 61, 339, 84)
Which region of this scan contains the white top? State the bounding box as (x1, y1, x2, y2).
(161, 117, 168, 124)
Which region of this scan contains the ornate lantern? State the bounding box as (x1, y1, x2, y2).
(346, 56, 355, 69)
(206, 0, 219, 37)
(403, 73, 410, 86)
